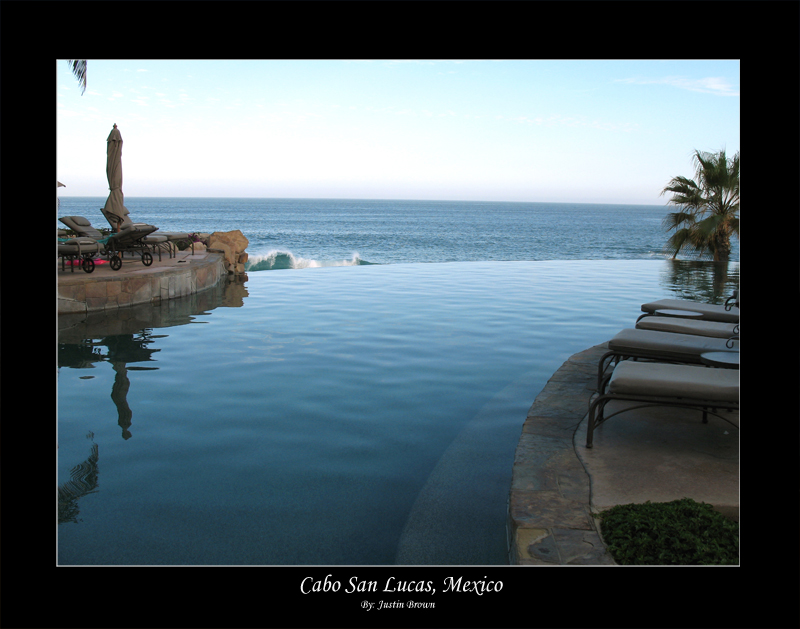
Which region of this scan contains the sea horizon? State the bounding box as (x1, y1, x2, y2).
(58, 194, 669, 207)
(58, 196, 738, 267)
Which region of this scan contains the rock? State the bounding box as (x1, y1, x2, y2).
(207, 230, 249, 274)
(208, 229, 249, 255)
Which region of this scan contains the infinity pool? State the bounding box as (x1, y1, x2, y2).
(57, 259, 738, 565)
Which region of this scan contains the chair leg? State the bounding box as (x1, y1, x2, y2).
(586, 403, 596, 448)
(597, 351, 617, 391)
(586, 395, 608, 448)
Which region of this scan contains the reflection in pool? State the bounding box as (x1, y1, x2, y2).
(57, 259, 738, 565)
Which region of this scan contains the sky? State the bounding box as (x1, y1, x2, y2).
(56, 59, 739, 205)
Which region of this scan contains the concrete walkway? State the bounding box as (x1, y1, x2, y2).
(507, 343, 738, 565)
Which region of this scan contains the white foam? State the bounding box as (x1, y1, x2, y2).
(246, 250, 364, 270)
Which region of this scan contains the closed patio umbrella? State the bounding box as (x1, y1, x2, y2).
(103, 124, 128, 232)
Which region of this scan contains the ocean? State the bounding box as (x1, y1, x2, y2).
(56, 196, 739, 268)
(57, 197, 739, 565)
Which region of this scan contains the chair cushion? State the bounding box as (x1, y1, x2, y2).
(609, 328, 738, 362)
(114, 224, 158, 240)
(640, 298, 739, 323)
(59, 216, 105, 240)
(608, 361, 739, 403)
(58, 238, 101, 253)
(636, 316, 738, 339)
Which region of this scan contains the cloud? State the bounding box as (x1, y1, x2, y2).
(494, 113, 636, 132)
(615, 75, 739, 96)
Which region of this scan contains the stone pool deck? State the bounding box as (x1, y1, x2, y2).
(507, 343, 739, 565)
(57, 249, 228, 315)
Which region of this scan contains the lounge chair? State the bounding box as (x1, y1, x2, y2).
(638, 290, 739, 323)
(100, 206, 174, 260)
(57, 230, 102, 273)
(636, 316, 739, 339)
(597, 328, 739, 389)
(101, 206, 194, 258)
(59, 215, 159, 270)
(585, 361, 739, 448)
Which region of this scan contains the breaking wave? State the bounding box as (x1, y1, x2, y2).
(245, 250, 376, 272)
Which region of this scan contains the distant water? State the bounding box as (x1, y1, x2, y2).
(57, 197, 740, 565)
(57, 197, 739, 269)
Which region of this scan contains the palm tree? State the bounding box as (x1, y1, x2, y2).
(660, 149, 739, 262)
(68, 59, 87, 94)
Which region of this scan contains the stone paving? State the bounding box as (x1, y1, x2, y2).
(508, 343, 615, 564)
(507, 342, 739, 565)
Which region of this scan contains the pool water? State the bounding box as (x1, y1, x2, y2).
(57, 259, 739, 565)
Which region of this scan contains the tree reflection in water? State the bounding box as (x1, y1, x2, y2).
(57, 433, 99, 524)
(660, 259, 739, 304)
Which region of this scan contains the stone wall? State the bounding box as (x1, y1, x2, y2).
(58, 252, 227, 315)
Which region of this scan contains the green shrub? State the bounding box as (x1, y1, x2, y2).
(596, 498, 739, 565)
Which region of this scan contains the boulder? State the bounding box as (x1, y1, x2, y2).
(207, 230, 249, 274)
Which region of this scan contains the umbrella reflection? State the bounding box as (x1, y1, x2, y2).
(58, 331, 161, 439)
(58, 278, 248, 441)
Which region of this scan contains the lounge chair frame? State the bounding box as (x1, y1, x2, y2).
(103, 229, 158, 269)
(587, 362, 739, 448)
(59, 215, 159, 270)
(636, 314, 740, 338)
(585, 390, 739, 448)
(58, 237, 100, 273)
(637, 290, 739, 324)
(101, 206, 193, 259)
(597, 331, 739, 390)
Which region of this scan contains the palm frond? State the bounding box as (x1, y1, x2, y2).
(693, 213, 723, 239)
(660, 148, 739, 262)
(662, 228, 693, 259)
(68, 59, 87, 95)
(661, 211, 696, 231)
